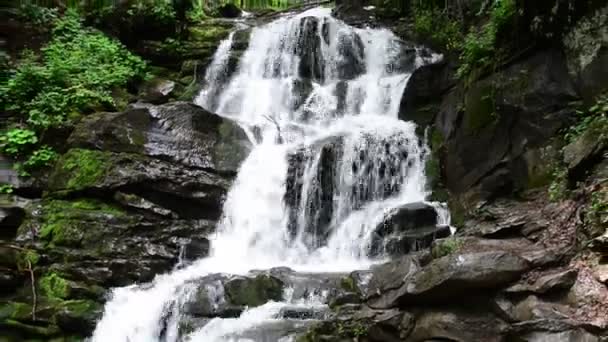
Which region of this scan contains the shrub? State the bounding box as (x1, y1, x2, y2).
(457, 0, 516, 78)
(17, 2, 59, 25)
(1, 9, 146, 176)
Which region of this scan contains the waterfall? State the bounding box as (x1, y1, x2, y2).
(91, 7, 445, 342)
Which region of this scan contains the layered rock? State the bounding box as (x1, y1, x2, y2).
(0, 101, 250, 340)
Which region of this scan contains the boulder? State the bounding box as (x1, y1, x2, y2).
(68, 102, 251, 173)
(368, 251, 529, 308)
(370, 202, 448, 257)
(224, 274, 284, 307)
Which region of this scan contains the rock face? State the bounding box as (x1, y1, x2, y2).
(0, 101, 250, 340)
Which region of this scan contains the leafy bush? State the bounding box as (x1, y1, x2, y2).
(17, 2, 59, 25)
(1, 9, 147, 176)
(457, 0, 516, 78)
(413, 7, 463, 52)
(16, 146, 58, 177)
(0, 129, 38, 157)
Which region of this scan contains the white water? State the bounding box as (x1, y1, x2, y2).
(92, 8, 445, 342)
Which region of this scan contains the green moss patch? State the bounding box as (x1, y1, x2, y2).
(49, 149, 112, 192)
(432, 238, 464, 259)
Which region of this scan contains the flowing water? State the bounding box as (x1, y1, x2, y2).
(91, 7, 445, 342)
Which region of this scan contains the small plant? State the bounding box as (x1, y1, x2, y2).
(432, 237, 463, 258)
(586, 187, 608, 228)
(16, 146, 58, 177)
(413, 7, 463, 52)
(548, 166, 569, 202)
(0, 184, 14, 194)
(0, 129, 38, 157)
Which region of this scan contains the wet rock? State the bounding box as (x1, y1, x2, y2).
(370, 202, 447, 257)
(183, 274, 242, 318)
(368, 251, 529, 308)
(328, 292, 361, 309)
(224, 274, 284, 307)
(505, 269, 578, 294)
(181, 238, 210, 263)
(278, 306, 328, 320)
(0, 196, 30, 239)
(69, 102, 251, 173)
(398, 57, 454, 129)
(113, 191, 174, 218)
(54, 300, 103, 335)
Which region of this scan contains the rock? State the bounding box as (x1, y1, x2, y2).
(183, 274, 242, 318)
(436, 50, 579, 198)
(514, 329, 599, 342)
(328, 292, 361, 309)
(15, 199, 215, 286)
(278, 306, 328, 320)
(217, 3, 242, 18)
(366, 255, 420, 305)
(505, 269, 578, 294)
(224, 274, 284, 307)
(0, 196, 29, 239)
(594, 264, 608, 284)
(563, 123, 607, 181)
(68, 102, 251, 173)
(563, 5, 608, 100)
(406, 309, 508, 342)
(138, 78, 176, 104)
(370, 202, 447, 257)
(54, 300, 102, 335)
(181, 238, 210, 263)
(398, 58, 454, 129)
(495, 295, 571, 323)
(368, 251, 529, 308)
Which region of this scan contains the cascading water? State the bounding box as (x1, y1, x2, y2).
(91, 7, 446, 342)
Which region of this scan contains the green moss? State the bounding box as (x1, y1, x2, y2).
(464, 84, 498, 135)
(225, 275, 283, 307)
(339, 276, 357, 293)
(56, 300, 99, 318)
(37, 199, 123, 246)
(0, 302, 33, 321)
(51, 149, 111, 191)
(432, 237, 464, 258)
(188, 25, 231, 42)
(39, 273, 70, 301)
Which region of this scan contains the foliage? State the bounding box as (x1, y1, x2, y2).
(16, 146, 58, 177)
(457, 0, 516, 78)
(17, 249, 40, 270)
(17, 2, 59, 25)
(0, 184, 14, 194)
(1, 10, 146, 176)
(413, 7, 463, 52)
(126, 0, 176, 23)
(0, 128, 38, 157)
(586, 187, 608, 228)
(548, 166, 568, 202)
(57, 149, 111, 191)
(432, 237, 463, 258)
(565, 95, 608, 143)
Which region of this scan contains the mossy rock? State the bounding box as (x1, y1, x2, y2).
(431, 237, 464, 259)
(48, 149, 114, 193)
(464, 83, 499, 135)
(22, 199, 125, 248)
(225, 274, 284, 307)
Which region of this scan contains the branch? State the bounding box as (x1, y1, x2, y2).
(26, 260, 37, 321)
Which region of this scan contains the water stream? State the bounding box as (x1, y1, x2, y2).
(91, 7, 445, 341)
